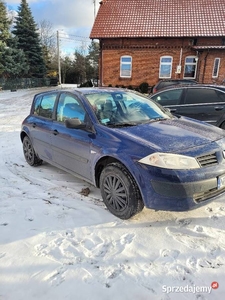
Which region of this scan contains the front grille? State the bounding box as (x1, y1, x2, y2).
(196, 152, 218, 167)
(194, 186, 225, 203)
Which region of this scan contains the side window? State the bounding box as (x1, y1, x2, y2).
(212, 58, 220, 78)
(184, 56, 197, 78)
(184, 88, 223, 104)
(120, 56, 132, 78)
(34, 93, 57, 118)
(33, 95, 42, 115)
(159, 56, 173, 78)
(57, 93, 85, 122)
(215, 90, 225, 102)
(152, 89, 182, 106)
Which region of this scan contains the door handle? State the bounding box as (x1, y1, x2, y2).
(214, 106, 223, 111)
(53, 129, 59, 135)
(170, 109, 177, 113)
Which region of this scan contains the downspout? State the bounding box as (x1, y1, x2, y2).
(179, 47, 183, 78)
(99, 40, 103, 87)
(202, 50, 209, 83)
(179, 47, 183, 66)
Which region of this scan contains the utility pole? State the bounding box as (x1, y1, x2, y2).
(57, 30, 61, 85)
(93, 0, 96, 18)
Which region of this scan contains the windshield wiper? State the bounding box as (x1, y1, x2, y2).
(108, 122, 138, 127)
(142, 117, 168, 124)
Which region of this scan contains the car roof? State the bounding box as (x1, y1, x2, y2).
(157, 79, 197, 83)
(152, 84, 225, 94)
(34, 87, 130, 97)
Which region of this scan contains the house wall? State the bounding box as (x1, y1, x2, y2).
(99, 37, 225, 88)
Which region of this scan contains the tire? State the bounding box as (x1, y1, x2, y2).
(100, 162, 144, 219)
(23, 136, 42, 166)
(220, 122, 225, 130)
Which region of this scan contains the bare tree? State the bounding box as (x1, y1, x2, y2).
(38, 20, 58, 77)
(39, 20, 56, 57)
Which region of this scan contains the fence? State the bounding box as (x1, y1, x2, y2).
(0, 77, 54, 91)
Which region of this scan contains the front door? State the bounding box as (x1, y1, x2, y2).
(51, 92, 92, 181)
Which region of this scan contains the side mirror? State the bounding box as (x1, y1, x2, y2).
(164, 107, 171, 113)
(65, 118, 86, 129)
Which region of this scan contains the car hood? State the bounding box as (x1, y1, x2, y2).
(117, 117, 225, 152)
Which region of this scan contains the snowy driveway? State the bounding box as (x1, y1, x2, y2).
(0, 87, 224, 300)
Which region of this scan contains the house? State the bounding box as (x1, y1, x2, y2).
(90, 0, 225, 89)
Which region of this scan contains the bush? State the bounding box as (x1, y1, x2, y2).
(139, 82, 149, 93)
(79, 80, 93, 87)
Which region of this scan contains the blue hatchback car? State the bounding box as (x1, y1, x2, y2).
(21, 88, 225, 219)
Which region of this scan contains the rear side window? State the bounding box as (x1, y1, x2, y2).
(184, 88, 225, 104)
(33, 93, 58, 118)
(152, 89, 183, 106)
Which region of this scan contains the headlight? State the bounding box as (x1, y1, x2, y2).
(139, 152, 200, 169)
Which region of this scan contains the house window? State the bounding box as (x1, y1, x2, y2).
(184, 56, 197, 79)
(212, 58, 220, 78)
(159, 56, 173, 78)
(120, 56, 132, 77)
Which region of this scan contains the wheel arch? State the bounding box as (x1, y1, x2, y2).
(20, 130, 28, 142)
(95, 156, 121, 188)
(94, 155, 143, 198)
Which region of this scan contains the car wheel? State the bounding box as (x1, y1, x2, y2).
(23, 136, 42, 166)
(100, 162, 144, 219)
(220, 122, 225, 130)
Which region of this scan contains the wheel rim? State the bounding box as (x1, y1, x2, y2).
(23, 138, 34, 164)
(103, 175, 128, 211)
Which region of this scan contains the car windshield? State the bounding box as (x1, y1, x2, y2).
(85, 90, 172, 126)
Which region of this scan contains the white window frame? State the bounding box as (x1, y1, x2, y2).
(212, 58, 220, 78)
(183, 56, 197, 79)
(159, 56, 173, 78)
(120, 56, 132, 78)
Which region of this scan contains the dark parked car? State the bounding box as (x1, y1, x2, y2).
(150, 84, 225, 128)
(21, 88, 225, 219)
(152, 79, 198, 94)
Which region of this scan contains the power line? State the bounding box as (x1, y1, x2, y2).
(60, 33, 90, 40)
(58, 30, 89, 39)
(59, 36, 89, 43)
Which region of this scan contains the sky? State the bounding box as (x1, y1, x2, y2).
(5, 0, 100, 55)
(0, 86, 224, 299)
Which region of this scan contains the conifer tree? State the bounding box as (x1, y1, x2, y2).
(0, 0, 29, 78)
(0, 0, 11, 46)
(0, 44, 29, 78)
(12, 0, 46, 77)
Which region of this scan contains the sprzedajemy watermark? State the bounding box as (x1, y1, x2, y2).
(162, 282, 219, 294)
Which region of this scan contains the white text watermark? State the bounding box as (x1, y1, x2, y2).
(162, 282, 219, 294)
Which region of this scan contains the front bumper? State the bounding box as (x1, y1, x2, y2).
(151, 177, 225, 204)
(134, 163, 225, 211)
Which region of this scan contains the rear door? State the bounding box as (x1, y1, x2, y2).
(180, 87, 225, 125)
(29, 92, 58, 162)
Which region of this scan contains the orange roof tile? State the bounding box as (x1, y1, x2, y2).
(90, 0, 225, 38)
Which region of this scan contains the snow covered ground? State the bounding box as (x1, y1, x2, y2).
(0, 86, 225, 300)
